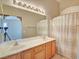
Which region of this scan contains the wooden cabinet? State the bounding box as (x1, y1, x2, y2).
(2, 53, 21, 59)
(46, 42, 52, 59)
(21, 49, 34, 59)
(51, 41, 56, 57)
(34, 44, 45, 59)
(0, 40, 56, 59)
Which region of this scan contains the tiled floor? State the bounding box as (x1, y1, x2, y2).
(51, 54, 68, 59)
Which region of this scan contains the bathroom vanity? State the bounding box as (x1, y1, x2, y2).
(0, 37, 56, 59)
(0, 3, 53, 59)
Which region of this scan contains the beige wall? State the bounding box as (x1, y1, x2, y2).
(40, 0, 60, 20)
(0, 4, 46, 38)
(59, 0, 79, 11)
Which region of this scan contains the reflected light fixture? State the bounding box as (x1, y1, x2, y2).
(12, 0, 46, 15)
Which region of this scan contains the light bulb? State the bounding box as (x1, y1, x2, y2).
(3, 22, 8, 27)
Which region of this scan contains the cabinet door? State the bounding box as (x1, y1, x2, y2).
(52, 41, 56, 56)
(2, 53, 21, 59)
(34, 44, 45, 59)
(21, 49, 34, 59)
(46, 42, 52, 59)
(34, 50, 45, 59)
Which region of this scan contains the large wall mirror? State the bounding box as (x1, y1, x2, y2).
(0, 4, 48, 43)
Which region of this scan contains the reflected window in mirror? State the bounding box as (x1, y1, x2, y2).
(0, 15, 22, 43)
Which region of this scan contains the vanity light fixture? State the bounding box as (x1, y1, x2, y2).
(12, 0, 45, 15)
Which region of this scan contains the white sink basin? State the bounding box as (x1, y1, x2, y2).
(0, 40, 17, 52)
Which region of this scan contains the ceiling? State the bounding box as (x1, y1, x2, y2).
(22, 0, 60, 19)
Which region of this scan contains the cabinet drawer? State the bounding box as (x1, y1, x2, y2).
(34, 44, 45, 53)
(34, 50, 45, 59)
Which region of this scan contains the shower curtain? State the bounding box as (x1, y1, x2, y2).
(51, 12, 79, 59)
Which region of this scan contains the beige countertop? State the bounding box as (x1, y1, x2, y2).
(0, 36, 55, 58)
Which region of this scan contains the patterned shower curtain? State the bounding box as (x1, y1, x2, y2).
(51, 12, 79, 59)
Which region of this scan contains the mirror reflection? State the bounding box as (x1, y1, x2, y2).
(0, 4, 47, 43)
(0, 16, 22, 42)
